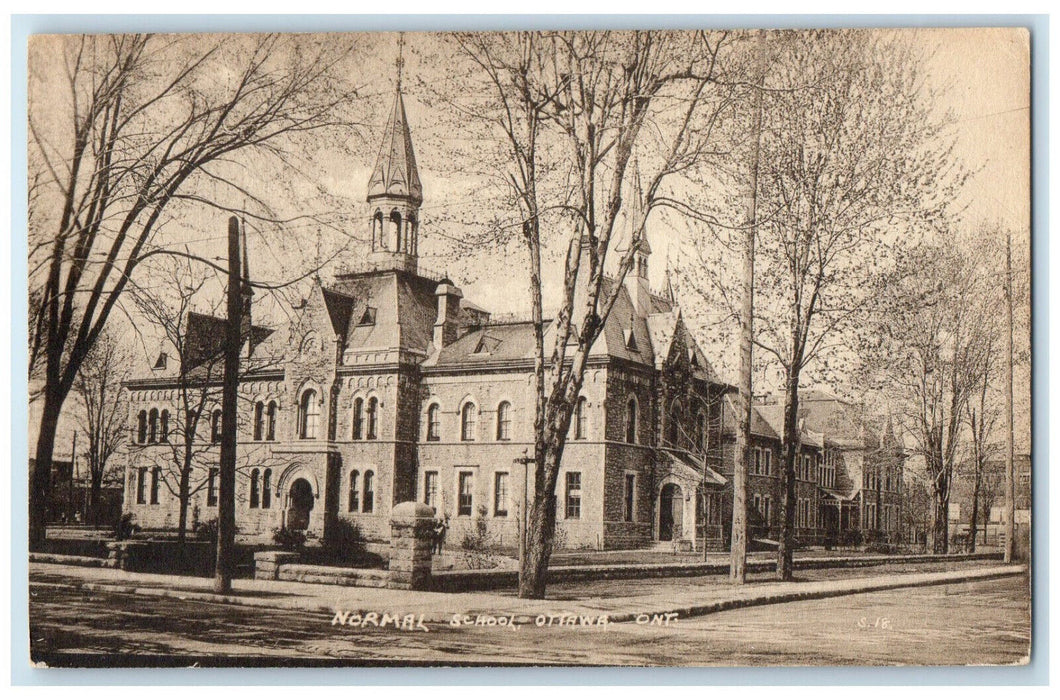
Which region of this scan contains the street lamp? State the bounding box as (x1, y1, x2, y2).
(513, 450, 535, 590)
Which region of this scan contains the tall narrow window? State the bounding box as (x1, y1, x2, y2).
(352, 398, 364, 440)
(574, 397, 587, 440)
(137, 411, 147, 444)
(262, 469, 272, 509)
(211, 409, 223, 443)
(458, 471, 474, 516)
(667, 401, 682, 447)
(148, 409, 159, 443)
(253, 402, 264, 441)
(207, 467, 219, 507)
(764, 449, 772, 476)
(266, 401, 277, 441)
(249, 468, 260, 508)
(625, 398, 638, 444)
(624, 473, 636, 522)
(754, 448, 761, 476)
(299, 389, 319, 439)
(366, 397, 378, 440)
(150, 467, 161, 504)
(565, 472, 582, 520)
(461, 402, 476, 441)
(494, 472, 509, 517)
(426, 404, 440, 441)
(160, 410, 170, 443)
(136, 467, 148, 504)
(348, 470, 360, 512)
(696, 411, 707, 451)
(496, 401, 511, 441)
(363, 471, 375, 513)
(424, 471, 438, 509)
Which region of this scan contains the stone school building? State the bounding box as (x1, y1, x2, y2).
(122, 83, 903, 551)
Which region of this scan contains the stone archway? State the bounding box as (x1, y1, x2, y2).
(287, 478, 314, 531)
(659, 483, 684, 542)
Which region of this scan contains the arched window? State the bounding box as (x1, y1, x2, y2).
(148, 408, 159, 443)
(253, 402, 264, 441)
(352, 397, 364, 440)
(249, 468, 260, 508)
(408, 215, 418, 254)
(366, 397, 379, 440)
(373, 210, 384, 248)
(496, 401, 511, 441)
(426, 403, 440, 442)
(348, 470, 360, 512)
(574, 397, 588, 440)
(211, 409, 223, 443)
(625, 397, 638, 444)
(150, 467, 161, 504)
(137, 410, 147, 444)
(262, 469, 272, 509)
(299, 389, 319, 440)
(667, 400, 683, 447)
(160, 410, 170, 443)
(363, 471, 375, 513)
(266, 401, 277, 441)
(389, 210, 401, 249)
(461, 402, 477, 441)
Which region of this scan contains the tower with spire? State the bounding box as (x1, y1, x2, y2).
(623, 161, 653, 317)
(367, 35, 422, 275)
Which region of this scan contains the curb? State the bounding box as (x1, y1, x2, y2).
(603, 564, 1027, 623)
(35, 563, 1026, 626)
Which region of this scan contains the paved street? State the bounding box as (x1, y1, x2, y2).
(30, 573, 1029, 667)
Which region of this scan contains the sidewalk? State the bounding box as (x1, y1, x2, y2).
(29, 559, 1026, 626)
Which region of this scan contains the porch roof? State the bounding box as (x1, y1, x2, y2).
(659, 448, 728, 487)
(818, 486, 855, 504)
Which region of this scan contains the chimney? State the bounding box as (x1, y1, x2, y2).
(434, 281, 463, 349)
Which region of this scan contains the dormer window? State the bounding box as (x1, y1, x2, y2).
(153, 352, 168, 370)
(624, 327, 638, 351)
(358, 307, 376, 326)
(473, 335, 501, 355)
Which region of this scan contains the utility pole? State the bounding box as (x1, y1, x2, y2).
(214, 216, 243, 594)
(1003, 231, 1015, 563)
(731, 29, 767, 584)
(69, 431, 77, 523)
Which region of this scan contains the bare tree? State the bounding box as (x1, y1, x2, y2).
(71, 327, 130, 525)
(445, 30, 739, 598)
(27, 33, 359, 550)
(746, 31, 964, 577)
(128, 256, 282, 544)
(867, 241, 995, 553)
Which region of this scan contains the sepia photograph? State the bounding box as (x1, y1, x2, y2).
(23, 23, 1033, 669)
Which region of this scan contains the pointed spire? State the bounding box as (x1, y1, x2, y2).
(629, 160, 651, 255)
(367, 35, 422, 205)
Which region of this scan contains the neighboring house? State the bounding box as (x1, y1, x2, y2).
(122, 80, 736, 551)
(952, 453, 1031, 547)
(752, 391, 906, 545)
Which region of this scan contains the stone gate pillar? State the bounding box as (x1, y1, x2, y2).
(388, 501, 435, 590)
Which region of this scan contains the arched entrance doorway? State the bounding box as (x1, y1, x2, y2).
(659, 483, 683, 542)
(287, 478, 314, 531)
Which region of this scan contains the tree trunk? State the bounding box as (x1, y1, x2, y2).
(88, 470, 103, 527)
(520, 487, 557, 599)
(776, 376, 799, 581)
(932, 494, 949, 554)
(30, 388, 64, 551)
(968, 461, 981, 553)
(177, 465, 192, 546)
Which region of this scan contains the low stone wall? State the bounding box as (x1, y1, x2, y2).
(253, 551, 388, 587)
(253, 551, 302, 580)
(29, 552, 111, 568)
(429, 551, 1005, 592)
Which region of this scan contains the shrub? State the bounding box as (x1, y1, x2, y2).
(865, 541, 895, 554)
(322, 519, 368, 563)
(194, 517, 219, 543)
(112, 512, 138, 541)
(460, 505, 499, 570)
(272, 526, 307, 551)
